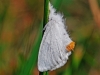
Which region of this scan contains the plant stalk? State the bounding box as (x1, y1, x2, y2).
(39, 0, 49, 75)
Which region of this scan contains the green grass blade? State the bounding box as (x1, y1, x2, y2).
(43, 0, 49, 27)
(39, 0, 49, 75)
(19, 22, 43, 75)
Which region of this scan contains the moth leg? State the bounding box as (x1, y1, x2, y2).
(66, 42, 75, 51)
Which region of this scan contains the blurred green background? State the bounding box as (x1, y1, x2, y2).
(0, 0, 100, 75)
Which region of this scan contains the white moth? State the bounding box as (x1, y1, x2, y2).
(38, 3, 74, 72)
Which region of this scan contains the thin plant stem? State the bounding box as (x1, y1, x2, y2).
(43, 0, 49, 27)
(39, 0, 49, 75)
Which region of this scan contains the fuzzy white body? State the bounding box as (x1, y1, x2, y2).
(38, 3, 72, 72)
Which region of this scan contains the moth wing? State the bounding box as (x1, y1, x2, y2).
(38, 21, 72, 72)
(50, 21, 72, 70)
(38, 21, 56, 72)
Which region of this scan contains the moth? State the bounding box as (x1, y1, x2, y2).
(38, 3, 75, 72)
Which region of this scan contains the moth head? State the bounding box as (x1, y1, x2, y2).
(66, 41, 75, 51)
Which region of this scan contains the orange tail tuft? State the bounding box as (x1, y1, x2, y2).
(66, 42, 75, 51)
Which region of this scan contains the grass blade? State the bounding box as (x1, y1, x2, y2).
(19, 22, 43, 75)
(39, 0, 49, 75)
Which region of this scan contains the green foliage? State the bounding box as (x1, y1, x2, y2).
(19, 22, 43, 75)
